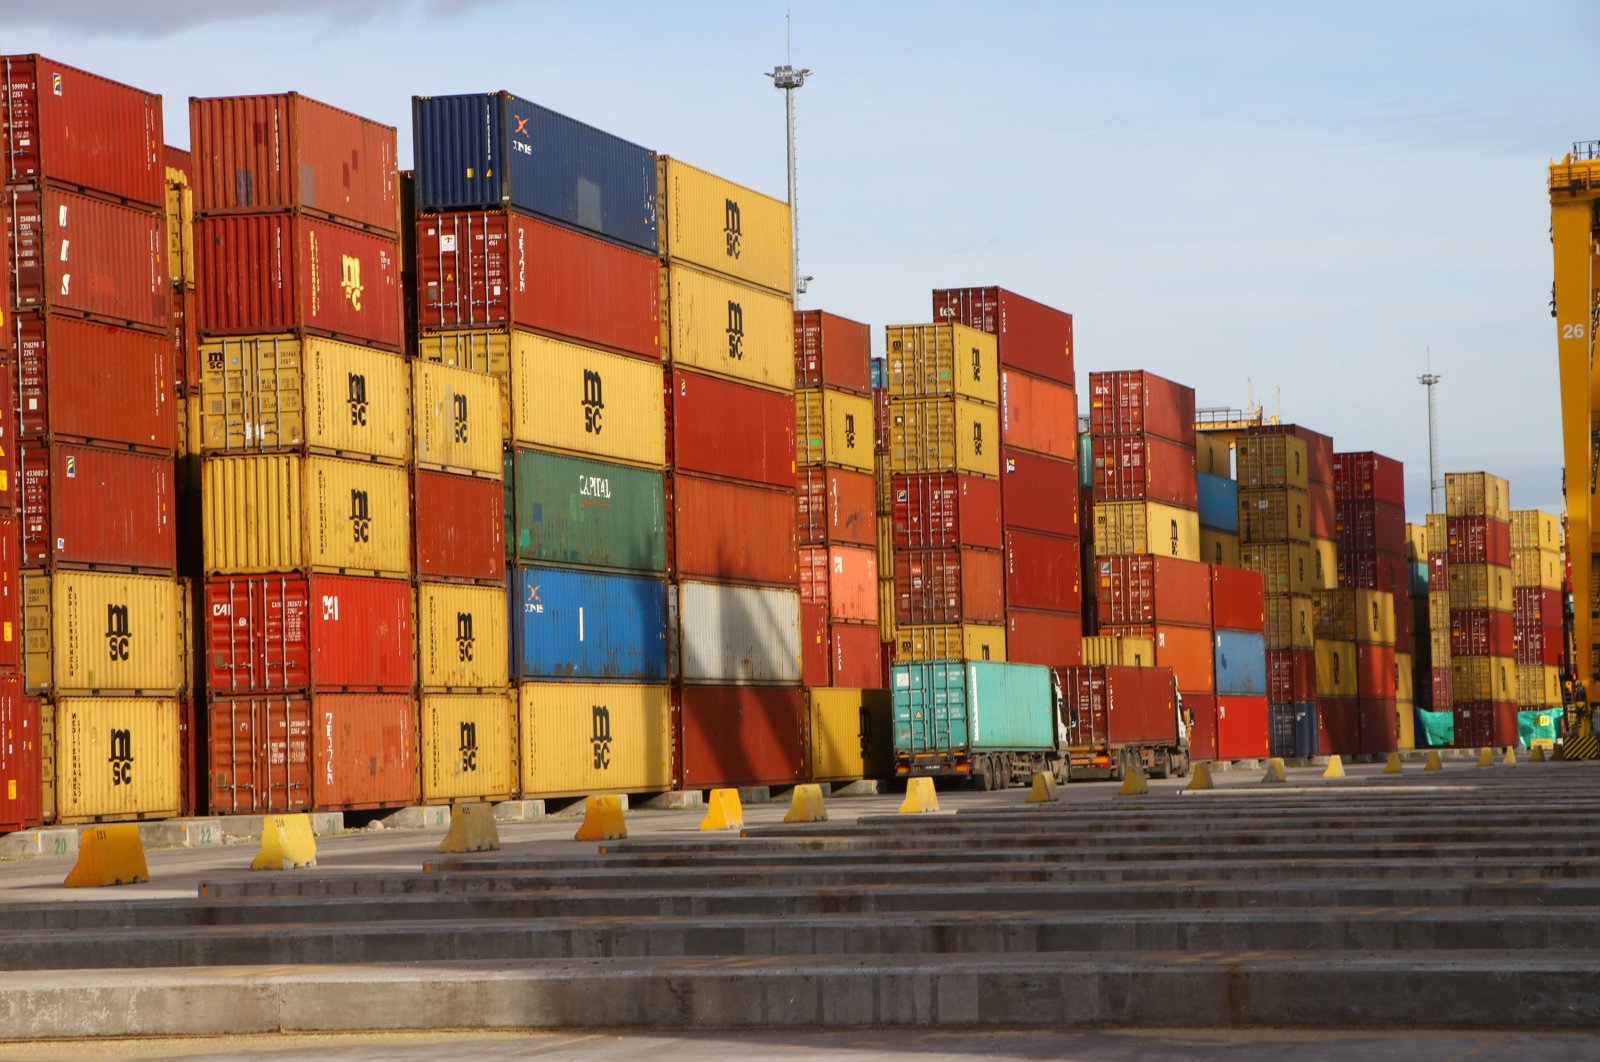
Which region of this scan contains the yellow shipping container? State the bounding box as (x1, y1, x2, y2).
(1445, 472, 1511, 521)
(1236, 435, 1308, 490)
(202, 454, 411, 577)
(1200, 529, 1240, 568)
(1082, 634, 1158, 667)
(1515, 664, 1562, 707)
(1315, 639, 1358, 698)
(511, 332, 665, 467)
(52, 697, 180, 823)
(658, 156, 791, 294)
(1426, 513, 1448, 555)
(1452, 656, 1514, 703)
(1317, 588, 1396, 646)
(1311, 536, 1338, 590)
(199, 335, 410, 462)
(883, 323, 998, 406)
(417, 584, 510, 690)
(178, 392, 202, 494)
(519, 682, 671, 798)
(878, 578, 897, 643)
(1092, 501, 1201, 560)
(1512, 548, 1562, 590)
(25, 572, 186, 696)
(1429, 626, 1451, 666)
(420, 692, 518, 804)
(416, 329, 512, 438)
(875, 464, 893, 514)
(887, 396, 1000, 479)
(1196, 432, 1232, 478)
(796, 388, 874, 473)
(1406, 523, 1429, 562)
(876, 515, 894, 571)
(1447, 563, 1513, 612)
(894, 623, 1006, 664)
(1428, 590, 1452, 631)
(1241, 543, 1315, 596)
(1397, 699, 1416, 750)
(1264, 594, 1314, 650)
(1238, 486, 1310, 543)
(1396, 653, 1414, 702)
(412, 360, 503, 477)
(809, 687, 893, 782)
(1510, 510, 1561, 553)
(661, 261, 793, 392)
(165, 164, 194, 290)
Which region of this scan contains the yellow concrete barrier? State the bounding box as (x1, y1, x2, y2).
(574, 795, 627, 841)
(1532, 745, 1547, 763)
(1502, 746, 1517, 766)
(1322, 755, 1345, 779)
(1025, 772, 1060, 803)
(1383, 752, 1403, 774)
(1117, 761, 1149, 796)
(1262, 758, 1287, 783)
(700, 788, 744, 831)
(438, 802, 500, 853)
(1476, 747, 1494, 768)
(1184, 762, 1214, 792)
(898, 776, 940, 814)
(251, 814, 317, 871)
(1424, 751, 1443, 771)
(63, 825, 148, 888)
(783, 783, 828, 823)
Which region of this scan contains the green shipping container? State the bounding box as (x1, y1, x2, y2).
(892, 660, 1055, 764)
(510, 448, 667, 573)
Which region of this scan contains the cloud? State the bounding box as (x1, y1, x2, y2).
(1, 0, 510, 38)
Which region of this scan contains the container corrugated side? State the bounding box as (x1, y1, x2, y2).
(884, 323, 998, 405)
(25, 572, 185, 695)
(512, 332, 664, 466)
(887, 397, 1000, 479)
(206, 694, 312, 814)
(675, 684, 807, 789)
(809, 687, 893, 781)
(412, 359, 502, 476)
(420, 692, 517, 803)
(312, 692, 418, 811)
(893, 623, 1006, 664)
(662, 261, 794, 392)
(930, 286, 1074, 387)
(511, 449, 666, 573)
(999, 369, 1076, 459)
(1214, 631, 1267, 696)
(676, 580, 801, 684)
(52, 697, 179, 823)
(670, 474, 796, 587)
(519, 682, 671, 797)
(659, 156, 789, 293)
(892, 660, 1054, 759)
(21, 442, 175, 571)
(671, 369, 796, 487)
(1091, 501, 1200, 560)
(16, 313, 176, 452)
(198, 334, 410, 460)
(201, 455, 411, 576)
(417, 584, 509, 690)
(413, 470, 506, 585)
(795, 389, 874, 473)
(1444, 472, 1511, 521)
(6, 186, 168, 331)
(793, 309, 872, 395)
(511, 566, 668, 681)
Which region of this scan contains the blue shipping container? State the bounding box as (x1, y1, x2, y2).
(1197, 472, 1239, 533)
(1078, 433, 1092, 489)
(870, 357, 886, 391)
(413, 92, 658, 252)
(1268, 703, 1296, 758)
(1213, 630, 1267, 696)
(892, 661, 1055, 761)
(1292, 701, 1318, 758)
(510, 565, 668, 681)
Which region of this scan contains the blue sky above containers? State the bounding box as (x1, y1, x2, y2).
(11, 0, 1595, 515)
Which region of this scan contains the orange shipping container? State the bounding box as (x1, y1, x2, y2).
(1103, 622, 1214, 694)
(798, 545, 878, 623)
(1000, 370, 1076, 459)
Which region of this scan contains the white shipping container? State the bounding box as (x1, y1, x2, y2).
(675, 580, 801, 684)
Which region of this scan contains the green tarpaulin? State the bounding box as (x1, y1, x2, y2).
(1415, 709, 1455, 748)
(1518, 710, 1559, 747)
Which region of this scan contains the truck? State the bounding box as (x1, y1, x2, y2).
(1056, 665, 1190, 780)
(891, 660, 1067, 790)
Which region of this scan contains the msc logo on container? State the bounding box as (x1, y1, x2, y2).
(590, 704, 612, 769)
(108, 728, 134, 786)
(582, 370, 605, 435)
(843, 412, 857, 449)
(725, 301, 744, 361)
(1169, 519, 1180, 557)
(455, 611, 475, 662)
(347, 373, 368, 427)
(350, 489, 370, 543)
(452, 393, 469, 444)
(723, 199, 741, 258)
(971, 420, 984, 456)
(105, 604, 131, 662)
(458, 720, 479, 772)
(970, 346, 983, 383)
(340, 254, 363, 310)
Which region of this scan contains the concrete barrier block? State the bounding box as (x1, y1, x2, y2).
(139, 818, 225, 850)
(1184, 763, 1214, 792)
(633, 790, 699, 810)
(828, 780, 880, 797)
(63, 825, 148, 888)
(382, 805, 453, 831)
(492, 800, 546, 823)
(1025, 772, 1059, 803)
(0, 828, 78, 860)
(1322, 755, 1345, 779)
(574, 796, 627, 841)
(438, 803, 500, 854)
(1262, 759, 1287, 784)
(700, 788, 745, 831)
(250, 815, 317, 871)
(783, 784, 828, 823)
(898, 777, 940, 814)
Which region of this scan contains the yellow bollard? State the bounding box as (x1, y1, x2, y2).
(1502, 746, 1517, 766)
(1476, 747, 1494, 768)
(251, 814, 317, 871)
(574, 795, 627, 841)
(700, 788, 745, 831)
(1322, 755, 1345, 779)
(1183, 762, 1214, 792)
(1383, 752, 1403, 774)
(438, 802, 500, 853)
(1117, 761, 1149, 796)
(1532, 745, 1547, 763)
(898, 776, 940, 814)
(63, 825, 148, 888)
(1261, 758, 1287, 783)
(1424, 751, 1443, 771)
(783, 783, 828, 823)
(1025, 772, 1060, 803)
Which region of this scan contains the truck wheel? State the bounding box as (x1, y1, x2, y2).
(972, 760, 992, 791)
(1174, 751, 1191, 777)
(1156, 749, 1173, 779)
(1054, 759, 1070, 786)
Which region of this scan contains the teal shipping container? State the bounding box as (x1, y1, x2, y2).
(1077, 433, 1092, 489)
(1409, 559, 1430, 598)
(892, 661, 1055, 762)
(508, 448, 667, 572)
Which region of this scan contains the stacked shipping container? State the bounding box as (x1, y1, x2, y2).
(1510, 511, 1563, 726)
(1403, 522, 1431, 745)
(1332, 451, 1406, 753)
(1443, 473, 1515, 747)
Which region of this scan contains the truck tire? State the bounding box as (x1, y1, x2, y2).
(1156, 748, 1173, 779)
(972, 759, 993, 791)
(1053, 757, 1070, 786)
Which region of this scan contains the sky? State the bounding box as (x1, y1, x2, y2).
(4, 0, 1593, 518)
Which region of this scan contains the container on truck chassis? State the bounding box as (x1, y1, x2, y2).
(1055, 665, 1191, 779)
(891, 660, 1066, 790)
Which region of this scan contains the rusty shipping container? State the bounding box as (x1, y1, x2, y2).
(0, 677, 39, 831)
(1211, 564, 1266, 632)
(670, 369, 796, 488)
(828, 623, 885, 688)
(15, 314, 175, 452)
(1090, 434, 1199, 508)
(931, 286, 1074, 386)
(1005, 608, 1083, 667)
(794, 309, 871, 394)
(190, 93, 398, 232)
(800, 544, 878, 623)
(0, 515, 20, 670)
(671, 474, 796, 587)
(892, 472, 1002, 551)
(796, 467, 875, 548)
(20, 443, 174, 571)
(1000, 449, 1079, 539)
(1332, 451, 1404, 505)
(1087, 370, 1195, 444)
(892, 548, 1003, 625)
(1005, 531, 1082, 613)
(674, 684, 807, 790)
(1094, 555, 1213, 628)
(1101, 621, 1214, 694)
(413, 470, 505, 585)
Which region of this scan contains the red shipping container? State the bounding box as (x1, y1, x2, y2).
(1513, 586, 1563, 625)
(1428, 551, 1448, 588)
(670, 369, 795, 489)
(1005, 530, 1081, 613)
(800, 544, 878, 622)
(873, 387, 890, 454)
(1057, 665, 1180, 749)
(1444, 516, 1512, 566)
(1267, 648, 1316, 704)
(0, 515, 19, 670)
(1000, 370, 1077, 459)
(195, 214, 402, 350)
(796, 468, 874, 547)
(0, 676, 39, 832)
(1000, 448, 1079, 538)
(1451, 701, 1516, 749)
(1359, 697, 1399, 754)
(1337, 553, 1402, 594)
(204, 573, 414, 693)
(932, 286, 1074, 386)
(1253, 424, 1334, 487)
(1317, 696, 1360, 755)
(1357, 644, 1396, 699)
(1095, 554, 1211, 628)
(892, 472, 1002, 551)
(1332, 451, 1404, 506)
(671, 474, 797, 587)
(20, 442, 174, 571)
(1216, 695, 1269, 760)
(0, 346, 15, 514)
(1005, 608, 1082, 667)
(316, 693, 418, 811)
(416, 209, 658, 359)
(1102, 622, 1214, 694)
(1090, 434, 1198, 508)
(801, 602, 829, 687)
(15, 314, 175, 452)
(6, 185, 168, 332)
(1450, 609, 1515, 658)
(1186, 692, 1217, 763)
(1395, 605, 1415, 655)
(675, 683, 807, 789)
(177, 692, 197, 818)
(1211, 564, 1265, 632)
(794, 309, 871, 395)
(1086, 370, 1195, 444)
(190, 93, 398, 233)
(1432, 667, 1454, 711)
(894, 548, 1003, 625)
(829, 622, 884, 687)
(1337, 499, 1407, 557)
(413, 470, 506, 584)
(0, 196, 10, 354)
(172, 286, 199, 397)
(0, 56, 163, 207)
